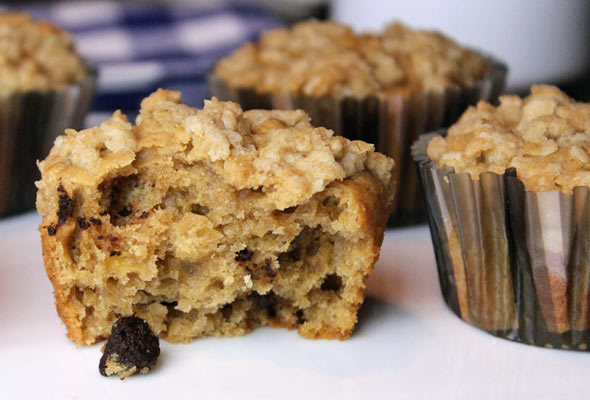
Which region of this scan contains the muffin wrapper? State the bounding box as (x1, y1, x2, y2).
(208, 59, 507, 225)
(0, 71, 97, 216)
(413, 132, 590, 350)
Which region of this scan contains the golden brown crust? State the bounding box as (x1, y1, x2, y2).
(37, 90, 395, 344)
(299, 175, 387, 340)
(40, 221, 94, 344)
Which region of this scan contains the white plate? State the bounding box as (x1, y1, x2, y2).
(1, 213, 588, 399)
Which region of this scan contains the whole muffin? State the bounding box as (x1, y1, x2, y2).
(209, 20, 506, 224)
(413, 85, 590, 350)
(0, 13, 96, 216)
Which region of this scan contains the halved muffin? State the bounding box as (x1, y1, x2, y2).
(36, 89, 395, 344)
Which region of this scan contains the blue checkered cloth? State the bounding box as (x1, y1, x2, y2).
(10, 1, 281, 112)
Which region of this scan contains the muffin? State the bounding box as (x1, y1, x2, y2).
(0, 13, 96, 216)
(36, 89, 395, 345)
(413, 85, 590, 350)
(209, 20, 506, 224)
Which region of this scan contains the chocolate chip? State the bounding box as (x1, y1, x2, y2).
(56, 188, 74, 226)
(267, 305, 276, 319)
(108, 176, 122, 204)
(77, 217, 90, 230)
(99, 316, 160, 379)
(295, 309, 306, 325)
(251, 293, 266, 309)
(118, 206, 132, 217)
(221, 303, 233, 319)
(139, 211, 149, 219)
(89, 217, 102, 226)
(97, 235, 104, 240)
(321, 274, 343, 291)
(109, 250, 121, 257)
(235, 248, 253, 262)
(190, 204, 210, 215)
(160, 301, 177, 307)
(47, 225, 57, 236)
(282, 206, 298, 214)
(109, 236, 118, 242)
(264, 259, 276, 278)
(250, 292, 277, 319)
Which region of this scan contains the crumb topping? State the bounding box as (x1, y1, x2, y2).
(0, 13, 86, 94)
(36, 89, 395, 214)
(427, 85, 590, 193)
(214, 20, 490, 98)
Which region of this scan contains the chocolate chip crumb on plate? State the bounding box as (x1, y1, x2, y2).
(99, 316, 160, 380)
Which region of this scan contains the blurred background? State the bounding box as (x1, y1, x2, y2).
(3, 0, 589, 122)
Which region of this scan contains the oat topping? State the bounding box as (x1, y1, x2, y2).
(36, 89, 395, 215)
(0, 13, 86, 94)
(215, 20, 490, 98)
(427, 85, 590, 193)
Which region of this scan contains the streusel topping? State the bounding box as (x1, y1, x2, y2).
(37, 89, 395, 213)
(0, 13, 86, 94)
(427, 85, 590, 193)
(36, 90, 395, 345)
(214, 20, 490, 98)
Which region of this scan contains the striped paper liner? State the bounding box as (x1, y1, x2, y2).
(413, 132, 590, 351)
(0, 68, 97, 217)
(208, 58, 507, 225)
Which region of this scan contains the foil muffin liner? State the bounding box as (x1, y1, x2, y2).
(413, 132, 590, 351)
(208, 58, 507, 225)
(0, 69, 97, 217)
